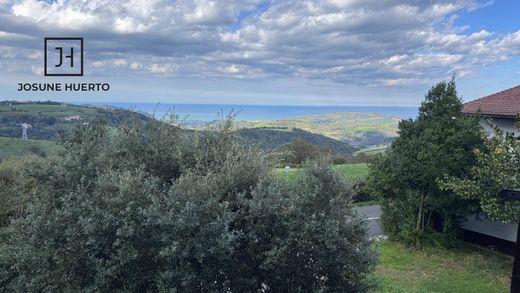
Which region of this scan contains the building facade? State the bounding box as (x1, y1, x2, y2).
(461, 85, 520, 252)
(462, 85, 520, 136)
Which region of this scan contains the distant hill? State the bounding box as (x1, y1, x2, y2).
(237, 112, 400, 149)
(182, 111, 402, 154)
(0, 101, 151, 140)
(0, 102, 398, 159)
(238, 127, 356, 154)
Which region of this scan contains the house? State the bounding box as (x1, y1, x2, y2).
(62, 115, 81, 121)
(461, 85, 520, 254)
(462, 85, 520, 136)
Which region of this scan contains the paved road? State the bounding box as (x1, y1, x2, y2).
(353, 205, 384, 239)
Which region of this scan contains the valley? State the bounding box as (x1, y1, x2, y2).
(0, 101, 400, 160)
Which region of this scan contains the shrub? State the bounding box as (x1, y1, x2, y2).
(331, 154, 348, 164)
(240, 160, 376, 291)
(352, 180, 374, 203)
(1, 117, 376, 292)
(283, 138, 332, 165)
(0, 156, 43, 227)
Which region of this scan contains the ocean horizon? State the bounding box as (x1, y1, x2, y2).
(81, 102, 418, 122)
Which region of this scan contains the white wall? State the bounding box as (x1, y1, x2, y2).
(462, 117, 519, 243)
(480, 117, 519, 137)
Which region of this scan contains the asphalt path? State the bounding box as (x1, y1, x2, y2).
(353, 205, 384, 239)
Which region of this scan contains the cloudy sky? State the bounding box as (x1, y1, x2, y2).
(0, 0, 519, 106)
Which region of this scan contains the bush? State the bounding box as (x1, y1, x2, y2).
(331, 154, 348, 164)
(0, 156, 43, 227)
(283, 138, 333, 165)
(241, 160, 376, 291)
(352, 180, 374, 203)
(0, 117, 376, 292)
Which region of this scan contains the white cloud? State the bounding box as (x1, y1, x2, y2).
(219, 64, 240, 74)
(30, 65, 43, 75)
(0, 0, 519, 89)
(148, 63, 169, 74)
(129, 62, 142, 70)
(112, 59, 128, 66)
(93, 60, 106, 67)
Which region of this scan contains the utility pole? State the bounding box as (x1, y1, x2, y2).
(21, 123, 31, 140)
(499, 189, 520, 293)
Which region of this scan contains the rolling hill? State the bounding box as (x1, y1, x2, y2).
(0, 101, 400, 159)
(0, 101, 151, 140)
(239, 127, 355, 154)
(237, 112, 400, 149)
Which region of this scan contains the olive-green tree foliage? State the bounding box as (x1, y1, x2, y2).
(367, 80, 484, 246)
(0, 156, 44, 227)
(1, 116, 375, 292)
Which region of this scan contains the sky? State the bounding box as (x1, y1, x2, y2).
(0, 0, 519, 106)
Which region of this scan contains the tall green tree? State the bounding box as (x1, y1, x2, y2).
(442, 126, 520, 222)
(368, 79, 484, 245)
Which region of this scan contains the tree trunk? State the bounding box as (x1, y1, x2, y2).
(443, 211, 450, 234)
(415, 192, 425, 246)
(416, 193, 424, 231)
(426, 211, 433, 230)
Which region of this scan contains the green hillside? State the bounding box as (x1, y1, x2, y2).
(0, 137, 58, 159)
(1, 102, 398, 159)
(239, 127, 355, 154)
(240, 112, 400, 149)
(0, 102, 98, 118)
(0, 101, 151, 140)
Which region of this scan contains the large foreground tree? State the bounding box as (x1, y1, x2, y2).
(0, 116, 376, 292)
(367, 79, 484, 245)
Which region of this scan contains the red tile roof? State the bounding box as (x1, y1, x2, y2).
(462, 85, 520, 118)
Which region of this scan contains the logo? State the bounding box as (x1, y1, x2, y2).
(16, 37, 110, 93)
(44, 37, 84, 76)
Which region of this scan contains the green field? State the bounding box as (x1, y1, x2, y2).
(248, 112, 400, 139)
(355, 145, 388, 156)
(373, 241, 511, 293)
(0, 103, 97, 118)
(275, 163, 369, 181)
(0, 136, 58, 159)
(239, 112, 400, 150)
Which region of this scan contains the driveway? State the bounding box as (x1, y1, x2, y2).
(353, 205, 384, 239)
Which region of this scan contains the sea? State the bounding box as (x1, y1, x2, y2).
(82, 102, 419, 122)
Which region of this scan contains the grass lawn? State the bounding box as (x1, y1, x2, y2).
(275, 163, 369, 181)
(373, 241, 512, 293)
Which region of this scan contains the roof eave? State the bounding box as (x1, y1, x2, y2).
(462, 111, 518, 119)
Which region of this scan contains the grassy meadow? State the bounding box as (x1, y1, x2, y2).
(0, 136, 58, 159)
(275, 163, 369, 181)
(373, 241, 511, 293)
